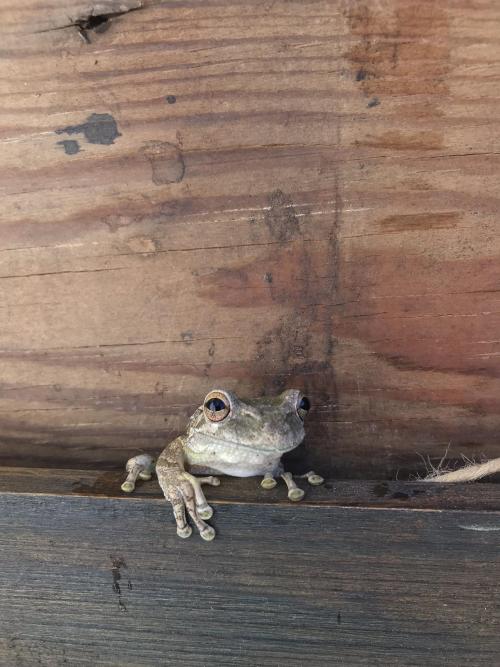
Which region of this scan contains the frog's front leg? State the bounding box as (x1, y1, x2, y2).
(156, 437, 219, 541)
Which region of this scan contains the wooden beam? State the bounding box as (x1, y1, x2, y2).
(2, 465, 500, 511)
(1, 467, 499, 665)
(1, 0, 499, 478)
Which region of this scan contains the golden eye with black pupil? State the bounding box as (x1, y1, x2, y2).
(203, 391, 231, 422)
(297, 395, 310, 420)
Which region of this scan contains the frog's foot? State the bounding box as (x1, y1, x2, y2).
(157, 467, 218, 540)
(260, 473, 278, 489)
(166, 482, 215, 541)
(121, 454, 155, 493)
(182, 473, 219, 521)
(281, 472, 305, 502)
(297, 470, 324, 486)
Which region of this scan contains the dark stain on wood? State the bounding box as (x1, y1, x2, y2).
(56, 139, 81, 155)
(110, 555, 130, 612)
(72, 470, 124, 495)
(373, 482, 389, 497)
(264, 189, 301, 242)
(141, 141, 185, 184)
(55, 113, 122, 145)
(367, 96, 380, 108)
(391, 491, 410, 500)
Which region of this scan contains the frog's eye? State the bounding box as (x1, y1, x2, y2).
(296, 395, 310, 421)
(203, 390, 231, 422)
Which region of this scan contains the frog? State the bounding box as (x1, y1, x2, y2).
(121, 388, 324, 541)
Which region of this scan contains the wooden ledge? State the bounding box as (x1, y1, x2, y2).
(1, 466, 500, 666)
(1, 466, 500, 512)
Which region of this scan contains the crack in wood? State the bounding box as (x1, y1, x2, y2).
(0, 267, 125, 281)
(35, 1, 142, 42)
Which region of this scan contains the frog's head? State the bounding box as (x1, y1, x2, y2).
(186, 389, 310, 454)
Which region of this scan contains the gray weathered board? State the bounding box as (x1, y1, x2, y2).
(1, 468, 499, 666)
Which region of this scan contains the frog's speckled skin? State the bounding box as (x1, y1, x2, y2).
(122, 389, 323, 541)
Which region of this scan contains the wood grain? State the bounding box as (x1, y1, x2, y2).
(3, 465, 500, 511)
(1, 468, 499, 666)
(0, 0, 499, 477)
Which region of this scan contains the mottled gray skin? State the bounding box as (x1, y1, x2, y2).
(182, 389, 306, 477)
(123, 389, 323, 541)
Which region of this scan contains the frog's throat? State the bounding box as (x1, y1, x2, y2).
(186, 431, 298, 454)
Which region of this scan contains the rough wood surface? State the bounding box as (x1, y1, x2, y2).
(2, 466, 500, 512)
(0, 470, 499, 666)
(1, 0, 499, 477)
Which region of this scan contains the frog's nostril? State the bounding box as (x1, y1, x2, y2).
(243, 406, 263, 420)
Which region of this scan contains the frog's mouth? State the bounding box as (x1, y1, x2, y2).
(186, 431, 299, 454)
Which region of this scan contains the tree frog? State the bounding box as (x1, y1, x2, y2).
(121, 389, 323, 541)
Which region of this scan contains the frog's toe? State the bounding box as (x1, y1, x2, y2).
(260, 476, 277, 489)
(308, 473, 324, 486)
(288, 487, 305, 502)
(197, 504, 213, 520)
(200, 525, 216, 541)
(198, 475, 220, 487)
(121, 481, 135, 493)
(177, 524, 192, 539)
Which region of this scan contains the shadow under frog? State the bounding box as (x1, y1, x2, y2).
(121, 389, 323, 541)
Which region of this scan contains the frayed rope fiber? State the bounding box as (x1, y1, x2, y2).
(424, 457, 500, 482)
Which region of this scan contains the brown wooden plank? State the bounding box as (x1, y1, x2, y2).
(1, 474, 499, 666)
(1, 466, 500, 512)
(0, 0, 499, 477)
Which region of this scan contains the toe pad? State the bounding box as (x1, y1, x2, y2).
(177, 525, 193, 539)
(121, 481, 135, 493)
(198, 505, 213, 520)
(200, 526, 216, 541)
(288, 488, 305, 502)
(308, 474, 324, 485)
